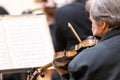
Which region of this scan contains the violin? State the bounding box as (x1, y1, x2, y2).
(28, 36, 99, 80)
(28, 23, 99, 80)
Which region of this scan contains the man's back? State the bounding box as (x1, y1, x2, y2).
(55, 1, 92, 52)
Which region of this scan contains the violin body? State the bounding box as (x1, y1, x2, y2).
(53, 36, 99, 71)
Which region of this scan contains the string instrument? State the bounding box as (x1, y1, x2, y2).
(28, 23, 99, 80)
(53, 35, 99, 71)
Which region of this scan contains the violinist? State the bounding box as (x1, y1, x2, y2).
(53, 0, 120, 80)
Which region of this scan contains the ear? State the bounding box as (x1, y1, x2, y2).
(99, 21, 109, 31)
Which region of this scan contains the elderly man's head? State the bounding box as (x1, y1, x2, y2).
(86, 0, 120, 37)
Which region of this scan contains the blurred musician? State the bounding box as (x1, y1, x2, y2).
(0, 6, 9, 15)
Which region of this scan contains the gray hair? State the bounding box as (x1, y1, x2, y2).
(86, 0, 120, 28)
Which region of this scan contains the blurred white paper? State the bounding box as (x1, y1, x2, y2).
(0, 14, 55, 70)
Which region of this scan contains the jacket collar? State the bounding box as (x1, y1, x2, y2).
(100, 27, 120, 42)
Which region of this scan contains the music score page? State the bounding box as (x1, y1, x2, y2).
(0, 14, 55, 70)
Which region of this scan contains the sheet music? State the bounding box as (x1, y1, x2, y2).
(0, 23, 12, 70)
(0, 14, 55, 70)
